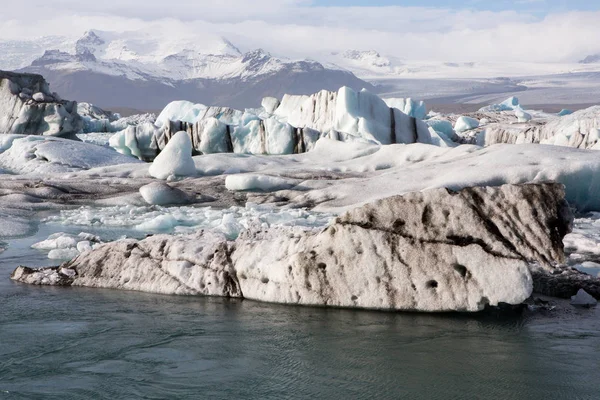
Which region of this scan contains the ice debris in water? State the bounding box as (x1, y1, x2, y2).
(564, 212, 600, 265)
(32, 232, 102, 260)
(148, 131, 196, 180)
(43, 203, 334, 239)
(571, 289, 598, 307)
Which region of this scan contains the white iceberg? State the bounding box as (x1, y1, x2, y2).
(454, 116, 479, 133)
(148, 131, 196, 180)
(571, 289, 598, 307)
(139, 182, 193, 205)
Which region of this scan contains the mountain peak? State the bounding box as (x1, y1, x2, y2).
(580, 54, 600, 64)
(341, 50, 391, 68)
(220, 37, 242, 56)
(76, 30, 105, 56)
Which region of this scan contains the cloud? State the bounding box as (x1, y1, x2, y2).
(1, 1, 600, 63)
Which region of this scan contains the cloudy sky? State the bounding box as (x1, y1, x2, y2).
(3, 0, 600, 63)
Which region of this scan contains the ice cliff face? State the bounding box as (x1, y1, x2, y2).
(475, 106, 600, 149)
(0, 70, 81, 136)
(12, 183, 572, 312)
(109, 86, 438, 160)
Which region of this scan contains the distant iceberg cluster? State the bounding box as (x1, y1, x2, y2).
(105, 86, 446, 161)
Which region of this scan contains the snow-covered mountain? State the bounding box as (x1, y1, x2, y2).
(8, 30, 373, 110)
(327, 50, 404, 77)
(580, 54, 600, 64)
(5, 29, 600, 110)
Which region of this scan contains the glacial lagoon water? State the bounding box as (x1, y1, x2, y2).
(1, 224, 600, 399)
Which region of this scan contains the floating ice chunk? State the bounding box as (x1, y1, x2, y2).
(571, 289, 598, 307)
(0, 136, 141, 175)
(219, 213, 244, 240)
(148, 131, 196, 179)
(136, 214, 179, 232)
(558, 109, 573, 116)
(76, 240, 93, 253)
(32, 232, 102, 259)
(32, 234, 78, 250)
(454, 116, 479, 133)
(479, 97, 521, 112)
(139, 182, 193, 206)
(515, 108, 532, 123)
(44, 203, 334, 238)
(48, 248, 81, 260)
(225, 174, 297, 192)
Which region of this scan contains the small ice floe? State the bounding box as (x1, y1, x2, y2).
(139, 182, 193, 206)
(32, 232, 102, 260)
(570, 289, 598, 307)
(225, 174, 297, 192)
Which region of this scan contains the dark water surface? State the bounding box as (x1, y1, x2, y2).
(1, 229, 600, 399)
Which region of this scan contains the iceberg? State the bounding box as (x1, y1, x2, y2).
(558, 109, 573, 116)
(78, 102, 156, 134)
(454, 116, 480, 133)
(426, 120, 456, 138)
(515, 108, 532, 123)
(0, 70, 82, 136)
(0, 135, 141, 175)
(477, 106, 600, 149)
(139, 182, 194, 205)
(571, 289, 598, 307)
(31, 232, 102, 260)
(12, 183, 571, 312)
(148, 131, 196, 180)
(110, 86, 435, 161)
(383, 97, 427, 120)
(479, 97, 521, 112)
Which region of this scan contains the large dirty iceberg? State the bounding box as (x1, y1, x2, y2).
(12, 183, 572, 312)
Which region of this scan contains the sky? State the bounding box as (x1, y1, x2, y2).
(314, 0, 597, 13)
(2, 0, 600, 63)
